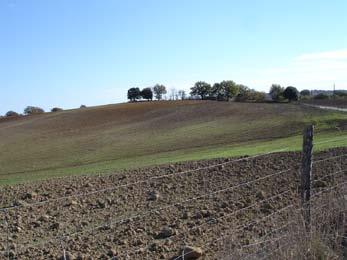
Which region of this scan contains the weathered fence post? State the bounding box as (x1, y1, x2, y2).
(2, 210, 10, 260)
(301, 125, 314, 231)
(60, 237, 67, 260)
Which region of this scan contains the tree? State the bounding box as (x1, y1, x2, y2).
(283, 86, 299, 102)
(211, 83, 222, 100)
(269, 84, 284, 102)
(300, 89, 311, 96)
(190, 81, 211, 100)
(235, 86, 265, 102)
(141, 88, 153, 101)
(178, 90, 186, 100)
(153, 84, 167, 100)
(127, 87, 141, 102)
(169, 88, 177, 100)
(5, 111, 19, 117)
(235, 85, 251, 101)
(24, 106, 44, 115)
(222, 80, 239, 100)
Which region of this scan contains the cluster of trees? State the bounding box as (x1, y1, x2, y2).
(127, 81, 266, 102)
(1, 105, 89, 119)
(129, 81, 345, 103)
(189, 80, 266, 102)
(269, 85, 347, 102)
(269, 85, 300, 102)
(127, 84, 187, 102)
(2, 106, 63, 118)
(127, 87, 154, 101)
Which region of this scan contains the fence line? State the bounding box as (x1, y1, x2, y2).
(240, 221, 296, 249)
(173, 194, 347, 260)
(312, 153, 347, 164)
(8, 160, 346, 256)
(16, 169, 293, 253)
(241, 233, 295, 260)
(313, 169, 346, 184)
(172, 203, 296, 260)
(311, 181, 347, 198)
(1, 150, 344, 213)
(0, 148, 289, 212)
(2, 137, 346, 259)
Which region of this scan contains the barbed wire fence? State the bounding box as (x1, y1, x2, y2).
(0, 126, 346, 259)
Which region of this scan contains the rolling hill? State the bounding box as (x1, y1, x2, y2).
(0, 100, 346, 184)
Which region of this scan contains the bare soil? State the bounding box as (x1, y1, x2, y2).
(0, 148, 346, 259)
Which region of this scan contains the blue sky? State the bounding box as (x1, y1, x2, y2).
(1, 0, 347, 114)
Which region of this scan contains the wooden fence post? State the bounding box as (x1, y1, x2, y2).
(301, 125, 314, 231)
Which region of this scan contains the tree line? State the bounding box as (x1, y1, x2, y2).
(2, 83, 344, 119)
(127, 81, 301, 103)
(128, 81, 346, 103)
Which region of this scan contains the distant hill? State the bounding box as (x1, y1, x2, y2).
(0, 100, 346, 184)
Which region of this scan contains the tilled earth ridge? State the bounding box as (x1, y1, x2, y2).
(0, 148, 346, 259)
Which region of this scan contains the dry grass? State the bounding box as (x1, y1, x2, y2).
(219, 186, 346, 260)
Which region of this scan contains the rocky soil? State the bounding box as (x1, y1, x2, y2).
(0, 148, 346, 259)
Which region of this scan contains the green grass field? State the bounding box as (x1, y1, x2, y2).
(0, 100, 346, 185)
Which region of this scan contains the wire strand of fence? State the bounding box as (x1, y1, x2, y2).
(171, 189, 293, 243)
(240, 232, 296, 260)
(1, 149, 344, 213)
(258, 238, 296, 260)
(312, 169, 346, 184)
(312, 153, 347, 164)
(311, 181, 347, 198)
(15, 168, 294, 253)
(241, 221, 296, 249)
(0, 148, 289, 212)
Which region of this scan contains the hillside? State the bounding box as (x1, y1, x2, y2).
(0, 100, 346, 184)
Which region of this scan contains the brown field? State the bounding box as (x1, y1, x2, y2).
(0, 148, 346, 259)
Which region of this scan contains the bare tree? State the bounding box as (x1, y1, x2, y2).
(169, 88, 177, 100)
(178, 90, 186, 100)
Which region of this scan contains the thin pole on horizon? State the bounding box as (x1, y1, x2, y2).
(333, 82, 336, 99)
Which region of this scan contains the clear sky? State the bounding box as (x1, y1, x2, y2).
(1, 0, 347, 114)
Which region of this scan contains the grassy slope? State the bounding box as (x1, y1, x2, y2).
(0, 101, 346, 185)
